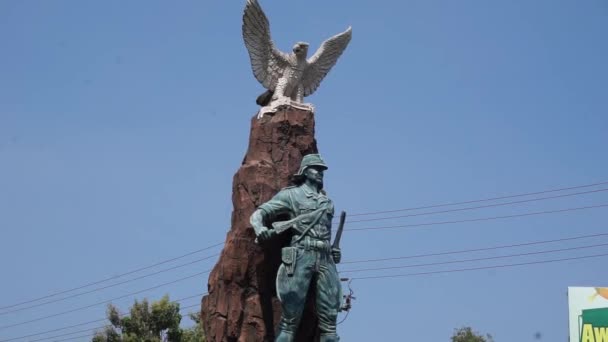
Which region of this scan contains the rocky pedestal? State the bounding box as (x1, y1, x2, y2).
(201, 107, 322, 342)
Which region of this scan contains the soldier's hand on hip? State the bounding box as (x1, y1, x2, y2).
(331, 247, 341, 264)
(257, 227, 276, 243)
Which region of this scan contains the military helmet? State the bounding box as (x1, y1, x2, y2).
(294, 153, 328, 176)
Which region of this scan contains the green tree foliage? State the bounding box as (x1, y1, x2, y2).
(451, 326, 494, 342)
(92, 295, 205, 342)
(181, 313, 205, 342)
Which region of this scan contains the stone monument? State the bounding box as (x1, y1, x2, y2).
(201, 1, 351, 341)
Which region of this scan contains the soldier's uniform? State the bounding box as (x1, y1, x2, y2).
(254, 154, 342, 342)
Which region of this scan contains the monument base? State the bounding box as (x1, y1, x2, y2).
(201, 106, 322, 342)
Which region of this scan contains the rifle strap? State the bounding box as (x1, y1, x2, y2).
(292, 205, 329, 244)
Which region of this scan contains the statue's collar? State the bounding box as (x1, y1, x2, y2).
(301, 183, 323, 198)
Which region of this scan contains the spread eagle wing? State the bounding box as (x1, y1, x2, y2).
(242, 0, 290, 90)
(302, 27, 352, 97)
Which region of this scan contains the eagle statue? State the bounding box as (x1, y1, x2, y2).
(242, 0, 352, 117)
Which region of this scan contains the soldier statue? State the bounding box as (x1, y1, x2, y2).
(250, 154, 342, 342)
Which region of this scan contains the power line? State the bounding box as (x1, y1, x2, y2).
(0, 253, 219, 316)
(0, 271, 211, 331)
(340, 242, 608, 273)
(7, 226, 606, 338)
(27, 301, 203, 342)
(3, 203, 605, 330)
(1, 295, 205, 342)
(33, 251, 605, 340)
(37, 251, 606, 340)
(10, 232, 601, 336)
(43, 332, 92, 342)
(0, 243, 222, 312)
(346, 203, 608, 231)
(33, 303, 202, 342)
(9, 232, 601, 339)
(5, 181, 603, 312)
(344, 188, 608, 224)
(47, 305, 203, 342)
(0, 317, 107, 342)
(3, 182, 606, 336)
(340, 232, 608, 264)
(23, 235, 603, 338)
(346, 180, 608, 217)
(350, 252, 608, 280)
(4, 204, 605, 329)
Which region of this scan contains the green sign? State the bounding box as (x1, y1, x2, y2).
(570, 287, 608, 342)
(579, 308, 608, 342)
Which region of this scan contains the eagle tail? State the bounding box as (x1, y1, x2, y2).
(256, 89, 274, 106)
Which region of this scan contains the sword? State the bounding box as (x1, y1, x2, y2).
(332, 211, 347, 250)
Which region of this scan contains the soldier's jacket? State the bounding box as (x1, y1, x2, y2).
(258, 183, 334, 242)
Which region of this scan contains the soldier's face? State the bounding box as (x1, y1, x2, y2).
(304, 166, 325, 187)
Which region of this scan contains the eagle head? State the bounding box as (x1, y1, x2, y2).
(292, 42, 309, 57)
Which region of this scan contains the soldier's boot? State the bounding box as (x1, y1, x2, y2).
(275, 330, 295, 342)
(319, 320, 339, 342)
(275, 316, 299, 342)
(320, 333, 340, 342)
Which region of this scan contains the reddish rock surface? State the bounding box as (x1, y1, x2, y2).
(201, 107, 322, 342)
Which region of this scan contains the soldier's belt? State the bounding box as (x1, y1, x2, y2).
(295, 239, 330, 252)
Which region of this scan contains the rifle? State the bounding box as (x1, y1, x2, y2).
(254, 207, 326, 244)
(271, 207, 326, 235)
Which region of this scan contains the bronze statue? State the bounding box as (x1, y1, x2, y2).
(250, 154, 343, 342)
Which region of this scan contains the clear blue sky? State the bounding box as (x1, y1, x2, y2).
(1, 0, 607, 341)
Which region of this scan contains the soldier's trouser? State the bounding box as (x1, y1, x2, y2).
(275, 247, 341, 342)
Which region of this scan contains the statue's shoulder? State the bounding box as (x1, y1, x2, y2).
(276, 185, 306, 199)
(270, 185, 291, 195)
(269, 185, 300, 206)
(279, 185, 299, 193)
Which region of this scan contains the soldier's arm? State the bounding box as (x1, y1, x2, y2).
(250, 189, 292, 238)
(249, 210, 267, 235)
(327, 201, 335, 223)
(327, 201, 342, 263)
